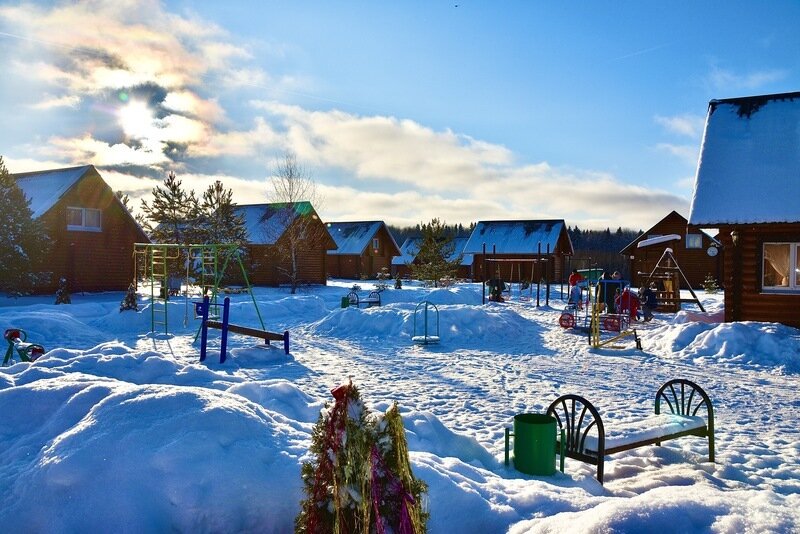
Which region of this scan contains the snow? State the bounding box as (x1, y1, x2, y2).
(690, 93, 800, 225)
(1, 281, 799, 532)
(13, 166, 91, 218)
(637, 234, 681, 248)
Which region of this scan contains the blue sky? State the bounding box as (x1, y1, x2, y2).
(2, 1, 799, 230)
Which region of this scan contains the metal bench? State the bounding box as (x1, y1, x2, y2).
(347, 290, 382, 308)
(546, 378, 715, 484)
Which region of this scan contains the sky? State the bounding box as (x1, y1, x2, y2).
(1, 0, 799, 230)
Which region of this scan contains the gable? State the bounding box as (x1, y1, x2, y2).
(463, 220, 567, 254)
(325, 221, 400, 256)
(237, 202, 335, 248)
(689, 92, 800, 226)
(13, 165, 93, 218)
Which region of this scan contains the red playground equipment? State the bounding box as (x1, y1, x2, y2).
(3, 328, 46, 366)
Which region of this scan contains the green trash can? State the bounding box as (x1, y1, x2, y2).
(505, 413, 557, 476)
(341, 296, 350, 308)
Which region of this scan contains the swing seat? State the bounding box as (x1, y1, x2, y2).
(412, 335, 440, 345)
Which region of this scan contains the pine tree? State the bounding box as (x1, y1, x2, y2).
(703, 273, 720, 294)
(410, 218, 462, 287)
(199, 180, 247, 245)
(139, 171, 200, 244)
(0, 156, 51, 295)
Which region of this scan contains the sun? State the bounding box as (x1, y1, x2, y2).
(118, 100, 155, 139)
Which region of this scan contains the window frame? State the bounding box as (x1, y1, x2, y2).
(372, 237, 380, 251)
(685, 233, 703, 249)
(761, 241, 800, 293)
(66, 206, 102, 232)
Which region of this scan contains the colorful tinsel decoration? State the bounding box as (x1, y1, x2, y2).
(296, 382, 428, 534)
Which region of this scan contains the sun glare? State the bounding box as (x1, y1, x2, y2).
(118, 100, 155, 139)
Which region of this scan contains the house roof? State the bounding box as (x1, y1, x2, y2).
(236, 202, 329, 246)
(391, 236, 471, 266)
(325, 221, 400, 256)
(392, 237, 422, 265)
(463, 220, 568, 254)
(12, 165, 94, 218)
(689, 91, 800, 226)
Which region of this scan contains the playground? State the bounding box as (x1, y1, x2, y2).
(1, 280, 799, 532)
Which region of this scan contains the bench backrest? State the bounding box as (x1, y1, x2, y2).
(655, 378, 714, 430)
(546, 394, 606, 459)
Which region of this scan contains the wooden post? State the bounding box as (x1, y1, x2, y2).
(546, 243, 551, 306)
(536, 242, 542, 307)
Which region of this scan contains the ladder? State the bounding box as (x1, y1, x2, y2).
(150, 245, 170, 333)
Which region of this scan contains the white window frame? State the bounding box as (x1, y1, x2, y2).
(372, 238, 380, 251)
(67, 206, 102, 232)
(685, 233, 703, 249)
(762, 242, 800, 292)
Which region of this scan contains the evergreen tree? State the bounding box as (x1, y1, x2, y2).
(410, 218, 462, 287)
(139, 171, 200, 243)
(199, 180, 248, 245)
(0, 156, 51, 295)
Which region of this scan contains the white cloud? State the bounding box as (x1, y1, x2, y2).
(654, 114, 706, 138)
(31, 94, 81, 110)
(707, 65, 787, 92)
(46, 135, 170, 167)
(255, 101, 513, 191)
(656, 143, 699, 166)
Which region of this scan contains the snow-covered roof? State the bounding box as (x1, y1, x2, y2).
(235, 202, 317, 245)
(392, 237, 422, 265)
(391, 236, 470, 266)
(689, 91, 800, 225)
(325, 221, 397, 256)
(463, 220, 567, 254)
(12, 165, 93, 218)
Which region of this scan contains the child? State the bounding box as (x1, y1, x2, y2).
(569, 283, 583, 309)
(615, 287, 640, 321)
(641, 283, 658, 322)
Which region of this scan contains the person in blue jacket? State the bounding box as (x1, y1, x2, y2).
(641, 283, 659, 322)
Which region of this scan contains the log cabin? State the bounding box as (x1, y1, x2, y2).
(236, 202, 337, 286)
(13, 165, 149, 292)
(325, 221, 400, 279)
(463, 220, 574, 283)
(620, 211, 722, 289)
(689, 91, 800, 328)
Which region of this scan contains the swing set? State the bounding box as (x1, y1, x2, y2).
(133, 243, 265, 337)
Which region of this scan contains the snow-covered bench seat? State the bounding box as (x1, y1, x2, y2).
(347, 290, 381, 308)
(546, 378, 715, 484)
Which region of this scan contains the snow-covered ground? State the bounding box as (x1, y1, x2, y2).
(1, 280, 799, 532)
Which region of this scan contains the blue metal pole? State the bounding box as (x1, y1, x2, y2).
(199, 296, 209, 362)
(219, 297, 230, 363)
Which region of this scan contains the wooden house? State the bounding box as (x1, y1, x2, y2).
(12, 165, 149, 292)
(620, 211, 722, 289)
(689, 91, 800, 328)
(325, 221, 400, 279)
(463, 220, 574, 282)
(391, 236, 472, 279)
(236, 202, 337, 286)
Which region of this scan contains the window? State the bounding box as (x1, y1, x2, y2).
(762, 242, 800, 291)
(686, 233, 703, 249)
(67, 207, 102, 232)
(372, 238, 380, 251)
